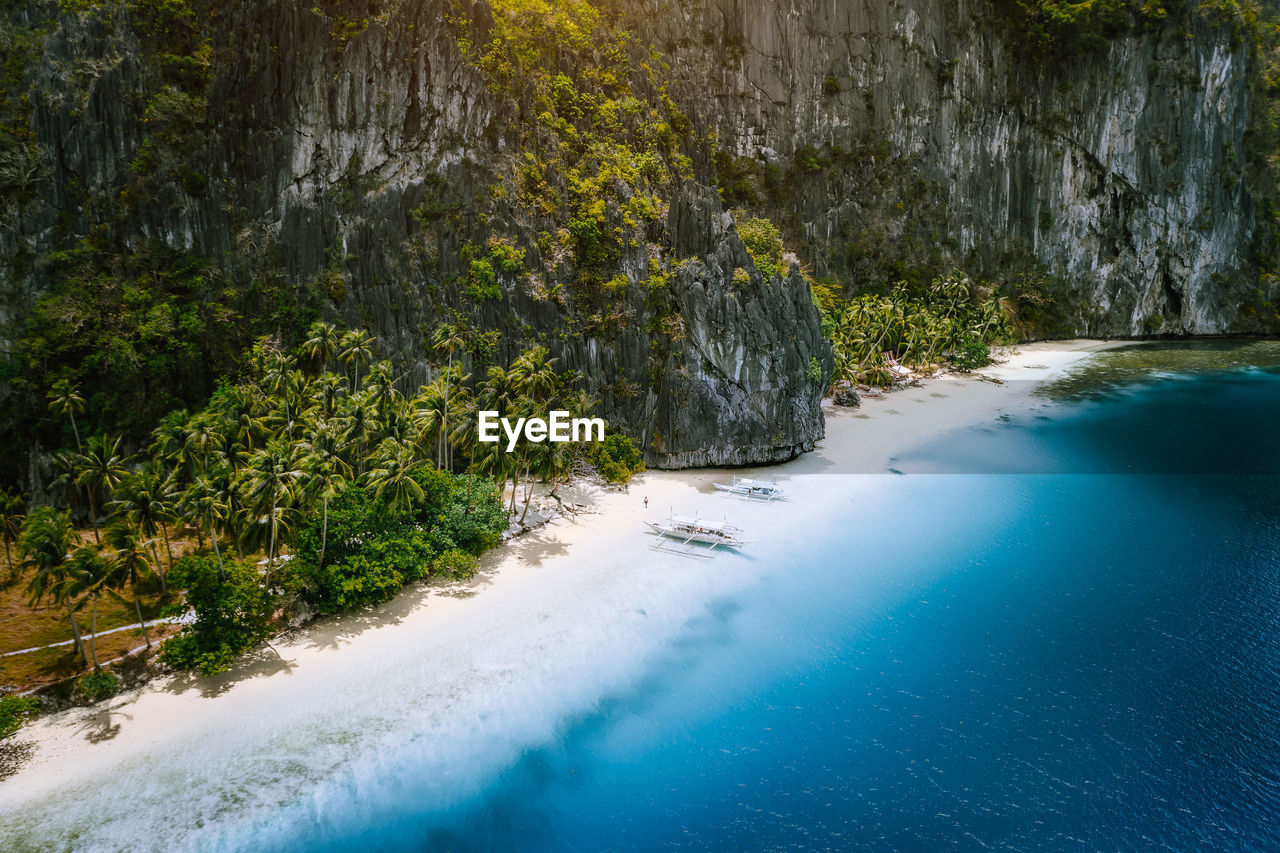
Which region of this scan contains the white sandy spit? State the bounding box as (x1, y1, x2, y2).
(0, 340, 1122, 851)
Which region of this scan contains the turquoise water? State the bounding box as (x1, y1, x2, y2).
(290, 364, 1280, 850)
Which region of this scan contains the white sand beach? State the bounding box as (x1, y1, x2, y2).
(0, 340, 1125, 850)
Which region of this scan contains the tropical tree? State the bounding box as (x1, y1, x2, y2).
(339, 329, 374, 392)
(47, 378, 85, 453)
(48, 448, 84, 514)
(76, 434, 128, 544)
(149, 409, 193, 472)
(183, 414, 225, 482)
(242, 441, 304, 583)
(302, 320, 341, 376)
(509, 345, 560, 403)
(432, 323, 467, 468)
(298, 423, 351, 571)
(180, 476, 232, 582)
(110, 465, 178, 594)
(67, 544, 117, 671)
(0, 489, 26, 581)
(363, 439, 426, 516)
(412, 375, 450, 467)
(21, 507, 84, 665)
(105, 523, 155, 648)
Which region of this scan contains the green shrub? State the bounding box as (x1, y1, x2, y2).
(566, 217, 608, 268)
(734, 213, 786, 280)
(488, 238, 526, 275)
(793, 144, 825, 173)
(806, 356, 824, 385)
(285, 472, 506, 613)
(822, 75, 841, 96)
(75, 670, 120, 703)
(0, 695, 38, 739)
(465, 257, 499, 301)
(311, 554, 405, 612)
(432, 548, 479, 579)
(951, 339, 992, 371)
(159, 557, 274, 676)
(591, 433, 646, 483)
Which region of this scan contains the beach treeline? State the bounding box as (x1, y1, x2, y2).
(1, 322, 645, 690)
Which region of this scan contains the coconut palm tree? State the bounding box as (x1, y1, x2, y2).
(242, 441, 304, 583)
(311, 372, 348, 420)
(297, 423, 351, 570)
(339, 329, 374, 393)
(0, 489, 25, 582)
(302, 320, 341, 376)
(66, 544, 116, 671)
(76, 434, 128, 544)
(432, 323, 467, 469)
(342, 397, 376, 476)
(149, 409, 193, 472)
(364, 360, 403, 441)
(104, 523, 155, 648)
(180, 476, 231, 581)
(364, 439, 426, 516)
(183, 414, 225, 481)
(47, 378, 85, 454)
(109, 464, 177, 595)
(509, 345, 560, 404)
(412, 376, 450, 467)
(21, 507, 84, 665)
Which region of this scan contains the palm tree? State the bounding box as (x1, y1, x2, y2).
(302, 320, 341, 376)
(180, 476, 231, 581)
(311, 372, 348, 420)
(242, 441, 304, 583)
(298, 422, 351, 571)
(510, 345, 560, 403)
(364, 439, 426, 516)
(48, 450, 84, 518)
(67, 544, 116, 671)
(76, 434, 128, 544)
(21, 507, 84, 665)
(339, 329, 374, 392)
(342, 397, 376, 476)
(109, 465, 177, 595)
(0, 489, 25, 582)
(183, 415, 225, 481)
(432, 323, 467, 469)
(412, 377, 449, 467)
(149, 409, 193, 472)
(105, 523, 155, 649)
(47, 378, 85, 453)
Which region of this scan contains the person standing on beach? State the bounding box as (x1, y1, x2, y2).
(644, 497, 649, 508)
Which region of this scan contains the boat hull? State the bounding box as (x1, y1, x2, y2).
(645, 521, 744, 547)
(712, 483, 784, 500)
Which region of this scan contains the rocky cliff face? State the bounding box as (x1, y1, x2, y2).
(0, 0, 1272, 478)
(0, 0, 831, 471)
(626, 0, 1268, 336)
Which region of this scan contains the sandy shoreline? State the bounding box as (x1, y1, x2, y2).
(0, 339, 1124, 845)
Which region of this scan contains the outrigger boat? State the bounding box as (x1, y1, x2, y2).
(645, 514, 747, 557)
(712, 475, 785, 501)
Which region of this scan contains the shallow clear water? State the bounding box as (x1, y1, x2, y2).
(7, 356, 1280, 852)
(298, 362, 1280, 850)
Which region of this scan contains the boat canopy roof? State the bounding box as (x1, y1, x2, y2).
(732, 476, 777, 490)
(668, 515, 742, 533)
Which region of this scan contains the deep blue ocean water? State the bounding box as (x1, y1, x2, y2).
(311, 364, 1280, 852)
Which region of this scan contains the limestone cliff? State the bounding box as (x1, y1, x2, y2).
(0, 0, 1274, 481)
(626, 0, 1271, 336)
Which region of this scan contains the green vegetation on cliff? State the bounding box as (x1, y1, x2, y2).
(448, 0, 694, 299)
